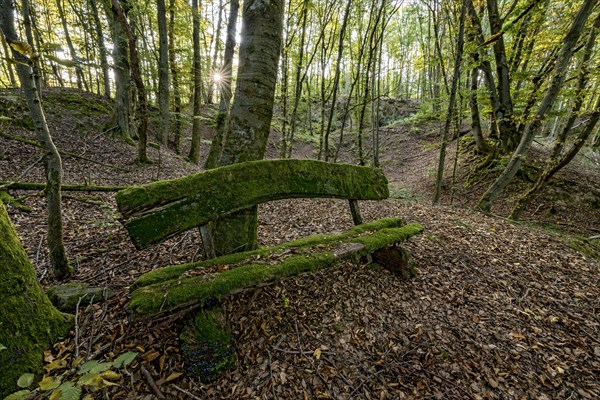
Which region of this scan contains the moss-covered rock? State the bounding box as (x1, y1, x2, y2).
(0, 202, 72, 397)
(180, 308, 236, 383)
(46, 283, 112, 312)
(116, 159, 389, 249)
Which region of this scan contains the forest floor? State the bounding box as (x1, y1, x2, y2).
(1, 88, 599, 399)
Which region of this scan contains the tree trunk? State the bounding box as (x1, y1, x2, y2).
(322, 0, 352, 161)
(468, 67, 489, 153)
(56, 0, 88, 91)
(0, 201, 72, 397)
(477, 0, 597, 212)
(208, 0, 285, 256)
(168, 0, 182, 153)
(107, 0, 133, 141)
(432, 0, 466, 204)
(188, 0, 202, 164)
(204, 0, 239, 168)
(1, 0, 71, 279)
(111, 0, 149, 164)
(157, 0, 169, 146)
(485, 0, 519, 152)
(89, 0, 111, 97)
(206, 0, 223, 104)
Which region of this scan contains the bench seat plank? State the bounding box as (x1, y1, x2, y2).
(116, 160, 389, 249)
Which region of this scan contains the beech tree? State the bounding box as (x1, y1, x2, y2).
(206, 0, 285, 255)
(0, 0, 71, 279)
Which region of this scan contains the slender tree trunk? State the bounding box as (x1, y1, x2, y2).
(111, 0, 149, 163)
(432, 0, 466, 204)
(285, 0, 310, 158)
(205, 0, 239, 168)
(21, 0, 43, 90)
(486, 0, 519, 152)
(511, 95, 600, 218)
(477, 0, 597, 212)
(208, 0, 284, 256)
(106, 0, 133, 141)
(468, 66, 489, 153)
(0, 0, 71, 279)
(168, 0, 182, 153)
(157, 0, 169, 146)
(188, 0, 202, 164)
(0, 30, 16, 86)
(510, 13, 600, 218)
(550, 12, 600, 160)
(323, 0, 352, 161)
(206, 0, 223, 104)
(89, 0, 111, 97)
(56, 0, 88, 91)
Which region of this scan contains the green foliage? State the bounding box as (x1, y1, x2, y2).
(4, 351, 138, 400)
(112, 352, 138, 369)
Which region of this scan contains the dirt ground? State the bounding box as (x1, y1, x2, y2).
(1, 89, 599, 399)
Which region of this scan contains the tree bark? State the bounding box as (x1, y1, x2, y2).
(485, 0, 519, 152)
(111, 0, 149, 164)
(168, 0, 182, 153)
(477, 0, 598, 212)
(0, 201, 72, 397)
(89, 0, 111, 97)
(432, 0, 466, 204)
(107, 0, 133, 141)
(322, 0, 352, 161)
(208, 0, 285, 255)
(187, 0, 202, 164)
(157, 0, 169, 146)
(204, 0, 239, 168)
(56, 0, 88, 91)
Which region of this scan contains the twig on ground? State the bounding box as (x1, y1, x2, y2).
(140, 365, 166, 399)
(171, 384, 203, 399)
(267, 350, 278, 400)
(74, 296, 84, 359)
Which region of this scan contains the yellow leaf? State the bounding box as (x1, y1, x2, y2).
(10, 41, 33, 56)
(165, 371, 183, 382)
(43, 351, 54, 363)
(72, 356, 84, 368)
(100, 370, 120, 380)
(39, 375, 61, 391)
(44, 359, 68, 372)
(49, 389, 61, 400)
(313, 348, 321, 360)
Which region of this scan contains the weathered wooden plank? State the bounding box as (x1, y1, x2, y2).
(128, 221, 423, 316)
(116, 159, 389, 249)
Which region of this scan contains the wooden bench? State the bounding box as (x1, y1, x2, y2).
(115, 159, 423, 381)
(116, 159, 423, 313)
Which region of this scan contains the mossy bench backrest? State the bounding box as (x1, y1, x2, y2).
(115, 159, 389, 249)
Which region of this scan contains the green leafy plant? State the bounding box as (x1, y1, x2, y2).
(4, 352, 138, 400)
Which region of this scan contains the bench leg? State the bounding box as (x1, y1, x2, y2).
(349, 199, 363, 225)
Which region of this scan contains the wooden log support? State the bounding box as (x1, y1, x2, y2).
(115, 159, 389, 249)
(128, 218, 423, 316)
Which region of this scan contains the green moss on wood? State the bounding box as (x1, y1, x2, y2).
(180, 308, 236, 383)
(116, 159, 389, 249)
(132, 217, 404, 289)
(129, 221, 423, 316)
(0, 202, 72, 397)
